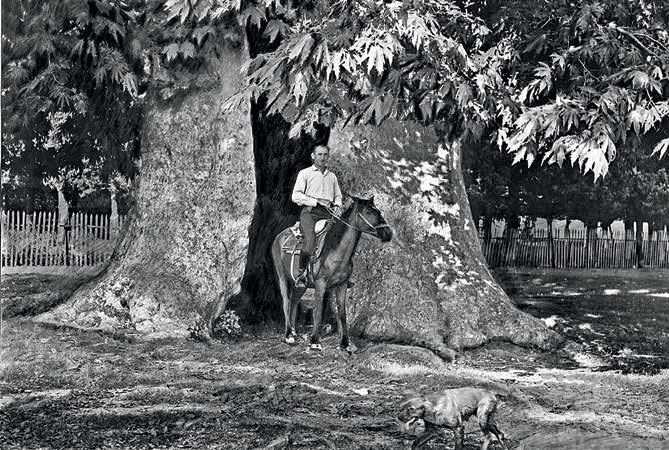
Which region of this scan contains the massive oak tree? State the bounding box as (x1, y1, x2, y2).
(3, 0, 668, 354)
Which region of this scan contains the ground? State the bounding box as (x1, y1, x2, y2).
(1, 269, 668, 449)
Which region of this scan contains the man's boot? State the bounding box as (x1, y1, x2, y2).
(295, 253, 309, 288)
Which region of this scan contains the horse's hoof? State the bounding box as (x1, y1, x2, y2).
(310, 343, 323, 351)
(338, 347, 353, 357)
(285, 336, 296, 345)
(341, 342, 357, 354)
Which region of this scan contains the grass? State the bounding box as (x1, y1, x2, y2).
(1, 269, 668, 449)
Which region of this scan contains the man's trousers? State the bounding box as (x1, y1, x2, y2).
(298, 205, 331, 270)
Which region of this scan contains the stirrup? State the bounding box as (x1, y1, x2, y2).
(295, 271, 307, 288)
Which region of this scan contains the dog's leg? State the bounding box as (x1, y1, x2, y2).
(489, 423, 507, 450)
(478, 398, 507, 449)
(411, 429, 439, 449)
(481, 432, 492, 450)
(454, 426, 465, 450)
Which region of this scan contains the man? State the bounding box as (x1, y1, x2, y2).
(291, 145, 343, 288)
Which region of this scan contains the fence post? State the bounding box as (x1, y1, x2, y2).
(110, 191, 119, 239)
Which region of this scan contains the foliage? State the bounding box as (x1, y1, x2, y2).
(227, 0, 668, 179)
(464, 133, 669, 229)
(212, 309, 243, 339)
(498, 0, 669, 179)
(4, 0, 669, 194)
(1, 0, 141, 208)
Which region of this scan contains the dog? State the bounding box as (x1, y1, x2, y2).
(397, 387, 507, 450)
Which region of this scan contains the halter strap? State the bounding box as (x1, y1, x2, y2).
(326, 206, 390, 238)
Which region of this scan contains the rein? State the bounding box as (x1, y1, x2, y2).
(326, 206, 391, 238)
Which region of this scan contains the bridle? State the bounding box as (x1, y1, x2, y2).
(326, 206, 391, 238)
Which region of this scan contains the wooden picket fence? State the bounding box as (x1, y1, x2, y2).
(1, 210, 126, 271)
(481, 228, 669, 269)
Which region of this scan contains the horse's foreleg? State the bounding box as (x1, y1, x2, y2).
(334, 283, 352, 352)
(309, 282, 327, 351)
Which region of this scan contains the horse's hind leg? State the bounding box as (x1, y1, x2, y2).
(289, 299, 299, 338)
(277, 275, 296, 345)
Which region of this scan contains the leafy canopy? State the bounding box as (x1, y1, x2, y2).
(4, 0, 669, 182)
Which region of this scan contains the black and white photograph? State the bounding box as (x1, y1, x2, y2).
(1, 0, 668, 448)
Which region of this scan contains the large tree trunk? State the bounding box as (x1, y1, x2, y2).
(34, 49, 562, 356)
(326, 120, 563, 357)
(35, 44, 255, 337)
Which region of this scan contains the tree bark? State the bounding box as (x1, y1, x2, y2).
(33, 51, 562, 355)
(35, 43, 255, 337)
(327, 120, 562, 356)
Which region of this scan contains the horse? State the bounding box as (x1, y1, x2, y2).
(271, 195, 393, 352)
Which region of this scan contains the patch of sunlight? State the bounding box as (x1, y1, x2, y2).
(577, 323, 604, 335)
(628, 289, 650, 294)
(374, 360, 669, 391)
(523, 407, 668, 436)
(437, 143, 449, 160)
(614, 348, 658, 359)
(549, 290, 582, 297)
(649, 292, 669, 298)
(542, 315, 564, 328)
(603, 289, 621, 295)
(371, 361, 440, 377)
(74, 404, 221, 417)
(0, 388, 72, 408)
(388, 177, 402, 189)
(429, 219, 452, 241)
(571, 352, 607, 367)
(392, 137, 405, 150)
(584, 313, 602, 319)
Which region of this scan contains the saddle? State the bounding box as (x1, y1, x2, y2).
(280, 219, 331, 283)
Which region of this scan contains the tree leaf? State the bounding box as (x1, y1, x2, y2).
(264, 19, 290, 44)
(193, 26, 214, 46)
(652, 138, 669, 158)
(240, 5, 266, 29)
(630, 71, 650, 90)
(71, 39, 85, 58)
(162, 43, 180, 63)
(181, 41, 196, 59)
(288, 34, 314, 62)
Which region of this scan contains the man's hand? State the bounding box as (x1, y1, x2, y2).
(332, 206, 343, 217)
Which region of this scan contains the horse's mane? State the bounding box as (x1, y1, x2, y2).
(320, 199, 359, 257)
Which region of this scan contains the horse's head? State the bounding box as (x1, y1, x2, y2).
(350, 195, 393, 242)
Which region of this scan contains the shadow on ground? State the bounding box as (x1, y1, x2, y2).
(1, 270, 668, 449)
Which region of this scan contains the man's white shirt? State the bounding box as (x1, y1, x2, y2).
(292, 165, 343, 208)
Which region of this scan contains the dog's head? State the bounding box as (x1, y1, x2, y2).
(396, 397, 432, 435)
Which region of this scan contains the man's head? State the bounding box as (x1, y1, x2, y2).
(311, 145, 330, 170)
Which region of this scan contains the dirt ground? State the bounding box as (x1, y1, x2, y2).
(1, 269, 668, 449)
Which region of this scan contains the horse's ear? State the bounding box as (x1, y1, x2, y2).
(369, 195, 375, 204)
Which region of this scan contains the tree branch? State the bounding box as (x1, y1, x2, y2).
(608, 24, 661, 60)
